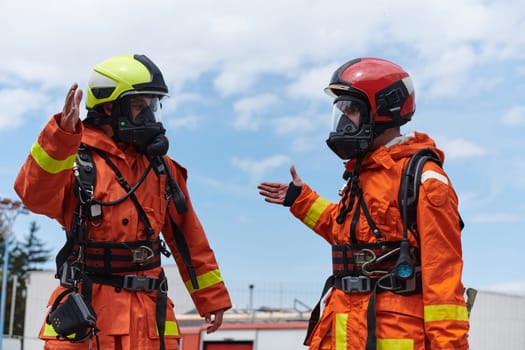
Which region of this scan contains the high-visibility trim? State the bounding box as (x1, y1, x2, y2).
(302, 197, 331, 229)
(30, 141, 77, 174)
(377, 338, 414, 350)
(424, 304, 469, 322)
(42, 323, 76, 339)
(335, 313, 348, 350)
(421, 170, 448, 185)
(157, 320, 179, 336)
(184, 269, 223, 294)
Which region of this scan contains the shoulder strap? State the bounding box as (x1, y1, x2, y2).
(149, 156, 198, 289)
(399, 147, 466, 244)
(398, 148, 443, 241)
(55, 145, 95, 274)
(74, 144, 97, 199)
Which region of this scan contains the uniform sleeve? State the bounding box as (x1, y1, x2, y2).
(13, 113, 82, 227)
(289, 184, 339, 244)
(417, 162, 470, 349)
(162, 159, 232, 316)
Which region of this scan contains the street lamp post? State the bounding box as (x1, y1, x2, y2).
(0, 197, 27, 350)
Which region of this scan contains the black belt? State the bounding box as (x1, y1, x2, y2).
(333, 269, 422, 295)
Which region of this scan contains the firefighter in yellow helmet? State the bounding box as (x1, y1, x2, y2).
(15, 54, 232, 349)
(258, 57, 469, 350)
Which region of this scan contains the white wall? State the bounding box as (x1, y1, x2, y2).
(23, 271, 525, 350)
(468, 291, 524, 350)
(23, 265, 194, 349)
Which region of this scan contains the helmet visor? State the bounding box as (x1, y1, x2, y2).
(329, 97, 367, 135)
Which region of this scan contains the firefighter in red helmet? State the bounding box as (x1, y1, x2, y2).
(258, 57, 469, 349)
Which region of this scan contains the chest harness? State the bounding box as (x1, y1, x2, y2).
(305, 148, 463, 349)
(48, 144, 198, 350)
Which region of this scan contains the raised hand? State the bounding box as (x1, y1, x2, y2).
(60, 83, 83, 133)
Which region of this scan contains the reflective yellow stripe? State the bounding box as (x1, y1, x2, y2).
(185, 269, 223, 294)
(158, 320, 179, 336)
(424, 304, 469, 322)
(335, 313, 348, 350)
(42, 323, 76, 339)
(302, 197, 331, 229)
(30, 141, 77, 174)
(378, 338, 414, 350)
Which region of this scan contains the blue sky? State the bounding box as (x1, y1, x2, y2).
(1, 0, 524, 309)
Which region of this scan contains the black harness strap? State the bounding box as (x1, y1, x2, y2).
(303, 275, 335, 346)
(149, 155, 199, 290)
(92, 148, 156, 240)
(168, 215, 199, 290)
(399, 148, 442, 242)
(156, 269, 168, 350)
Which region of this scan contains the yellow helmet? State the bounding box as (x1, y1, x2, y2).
(86, 54, 168, 110)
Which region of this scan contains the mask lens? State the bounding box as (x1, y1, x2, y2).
(330, 98, 363, 134)
(128, 95, 162, 124)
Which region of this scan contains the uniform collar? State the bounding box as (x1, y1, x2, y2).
(344, 131, 442, 172)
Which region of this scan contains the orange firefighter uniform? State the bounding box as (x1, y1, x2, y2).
(292, 132, 469, 350)
(14, 114, 232, 349)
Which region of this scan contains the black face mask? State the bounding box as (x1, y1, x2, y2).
(326, 123, 373, 160)
(325, 96, 373, 160)
(115, 96, 169, 156)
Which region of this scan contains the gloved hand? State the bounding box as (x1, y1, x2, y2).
(257, 165, 303, 206)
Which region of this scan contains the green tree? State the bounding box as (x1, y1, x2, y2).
(3, 221, 52, 336)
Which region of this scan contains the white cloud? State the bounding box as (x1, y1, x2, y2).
(0, 88, 48, 130)
(2, 0, 523, 102)
(286, 64, 336, 100)
(231, 155, 291, 183)
(232, 94, 279, 131)
(502, 105, 525, 126)
(438, 137, 487, 159)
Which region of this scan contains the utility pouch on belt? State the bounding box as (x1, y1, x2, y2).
(47, 289, 97, 342)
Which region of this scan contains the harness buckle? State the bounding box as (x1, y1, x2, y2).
(341, 275, 371, 293)
(132, 246, 155, 264)
(353, 250, 375, 267)
(123, 275, 157, 292)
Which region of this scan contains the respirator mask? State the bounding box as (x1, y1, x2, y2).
(326, 96, 373, 160)
(115, 93, 169, 156)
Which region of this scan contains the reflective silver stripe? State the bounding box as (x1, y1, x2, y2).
(421, 170, 448, 185)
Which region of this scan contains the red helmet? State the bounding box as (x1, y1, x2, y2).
(324, 57, 415, 130)
(324, 58, 415, 160)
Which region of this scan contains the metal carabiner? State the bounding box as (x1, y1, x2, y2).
(132, 245, 155, 265)
(361, 247, 400, 276)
